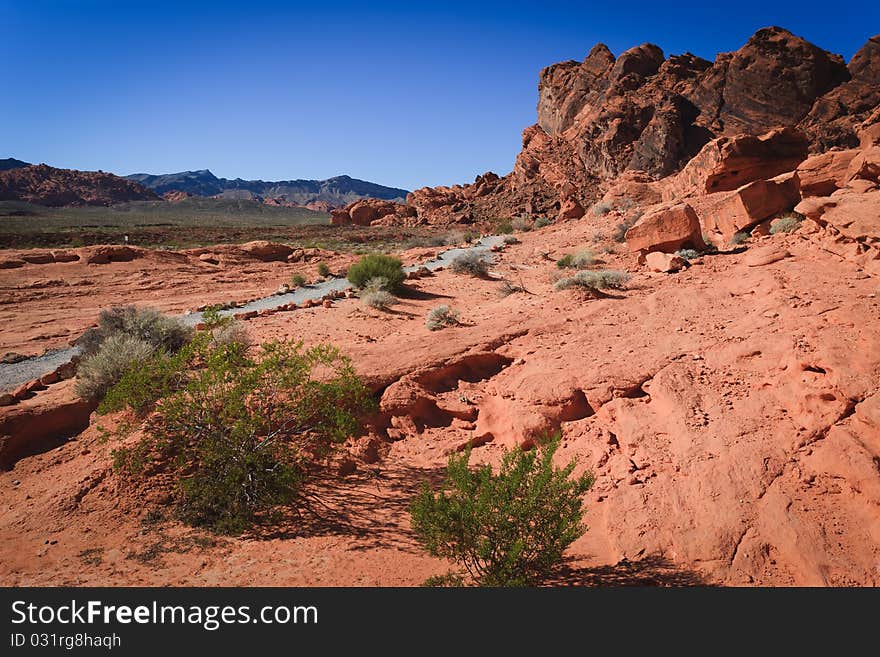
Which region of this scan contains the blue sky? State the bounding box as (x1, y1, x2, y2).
(2, 1, 878, 190)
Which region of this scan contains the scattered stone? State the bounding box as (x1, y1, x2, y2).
(645, 251, 687, 273)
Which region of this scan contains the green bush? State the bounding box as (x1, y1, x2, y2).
(534, 217, 552, 229)
(502, 235, 520, 245)
(426, 305, 460, 331)
(290, 273, 307, 287)
(450, 251, 490, 277)
(770, 213, 803, 234)
(494, 219, 514, 235)
(347, 254, 405, 291)
(410, 440, 594, 586)
(317, 262, 331, 277)
(554, 269, 630, 293)
(75, 334, 156, 402)
(109, 337, 374, 534)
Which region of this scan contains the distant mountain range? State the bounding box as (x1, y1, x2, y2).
(125, 170, 409, 206)
(0, 158, 408, 209)
(0, 158, 30, 172)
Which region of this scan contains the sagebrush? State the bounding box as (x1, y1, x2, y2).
(450, 251, 490, 277)
(554, 269, 630, 293)
(426, 305, 460, 331)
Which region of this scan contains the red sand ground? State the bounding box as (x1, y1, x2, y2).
(1, 209, 878, 586)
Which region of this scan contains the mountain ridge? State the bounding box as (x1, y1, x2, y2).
(126, 169, 409, 206)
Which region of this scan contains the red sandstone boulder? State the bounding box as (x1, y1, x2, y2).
(557, 198, 585, 221)
(645, 251, 687, 273)
(625, 201, 706, 254)
(239, 241, 293, 262)
(704, 172, 801, 240)
(331, 198, 416, 226)
(796, 150, 859, 197)
(80, 245, 139, 265)
(21, 252, 55, 265)
(845, 146, 880, 184)
(664, 128, 808, 199)
(51, 250, 80, 263)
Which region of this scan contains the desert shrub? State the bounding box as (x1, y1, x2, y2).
(362, 290, 397, 310)
(80, 305, 192, 357)
(317, 262, 331, 278)
(210, 321, 250, 349)
(502, 235, 520, 245)
(770, 213, 803, 234)
(730, 230, 750, 245)
(534, 216, 552, 229)
(617, 197, 636, 212)
(409, 440, 594, 586)
(75, 334, 156, 401)
(426, 305, 460, 331)
(675, 248, 701, 261)
(450, 251, 490, 277)
(499, 280, 526, 296)
(290, 273, 307, 287)
(462, 231, 479, 243)
(109, 338, 374, 534)
(554, 269, 630, 293)
(74, 306, 193, 401)
(494, 219, 514, 234)
(195, 306, 251, 350)
(612, 218, 635, 243)
(512, 217, 533, 232)
(701, 234, 718, 252)
(592, 201, 613, 216)
(360, 277, 397, 310)
(347, 254, 405, 291)
(422, 572, 465, 587)
(557, 249, 595, 269)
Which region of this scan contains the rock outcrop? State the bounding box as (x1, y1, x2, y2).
(330, 198, 417, 226)
(407, 28, 879, 226)
(0, 164, 159, 206)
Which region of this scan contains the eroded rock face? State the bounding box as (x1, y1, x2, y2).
(662, 128, 808, 199)
(799, 36, 880, 151)
(0, 381, 96, 470)
(407, 28, 879, 226)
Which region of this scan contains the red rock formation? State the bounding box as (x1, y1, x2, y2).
(0, 164, 159, 206)
(407, 28, 879, 226)
(330, 198, 417, 226)
(162, 190, 191, 202)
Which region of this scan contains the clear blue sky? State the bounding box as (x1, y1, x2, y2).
(2, 1, 878, 190)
